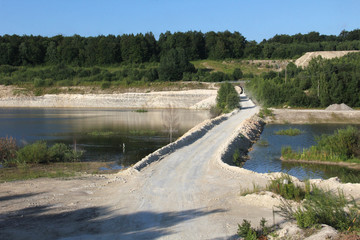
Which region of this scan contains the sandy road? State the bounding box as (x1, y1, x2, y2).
(0, 95, 273, 240)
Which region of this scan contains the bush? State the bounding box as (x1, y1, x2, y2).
(237, 218, 271, 239)
(7, 141, 82, 166)
(0, 136, 17, 163)
(293, 187, 360, 231)
(33, 77, 46, 87)
(48, 143, 81, 162)
(232, 68, 243, 80)
(209, 106, 222, 118)
(16, 141, 49, 164)
(216, 82, 239, 112)
(101, 81, 111, 89)
(267, 174, 308, 201)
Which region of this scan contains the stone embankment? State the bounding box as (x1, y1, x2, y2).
(0, 89, 217, 109)
(216, 116, 265, 170)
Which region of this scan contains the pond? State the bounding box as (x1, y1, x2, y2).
(0, 108, 210, 169)
(243, 124, 360, 182)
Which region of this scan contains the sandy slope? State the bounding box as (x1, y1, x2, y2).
(295, 50, 360, 68)
(0, 87, 217, 109)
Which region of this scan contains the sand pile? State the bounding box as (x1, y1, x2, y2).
(325, 103, 353, 111)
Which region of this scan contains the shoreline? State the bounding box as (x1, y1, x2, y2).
(268, 108, 360, 124)
(0, 89, 217, 110)
(280, 156, 360, 170)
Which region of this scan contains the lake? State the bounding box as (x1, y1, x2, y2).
(0, 108, 210, 168)
(243, 124, 360, 181)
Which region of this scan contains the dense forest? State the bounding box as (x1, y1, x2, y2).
(1, 29, 360, 66)
(247, 53, 360, 108)
(1, 29, 359, 108)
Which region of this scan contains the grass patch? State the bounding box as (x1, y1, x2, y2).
(257, 139, 269, 147)
(278, 186, 360, 232)
(275, 128, 303, 136)
(191, 59, 275, 76)
(134, 109, 148, 113)
(87, 131, 118, 137)
(266, 174, 309, 202)
(240, 182, 264, 196)
(128, 129, 157, 135)
(0, 162, 119, 183)
(258, 107, 274, 119)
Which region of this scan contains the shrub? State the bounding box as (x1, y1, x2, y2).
(237, 218, 271, 239)
(33, 77, 46, 87)
(101, 81, 111, 89)
(232, 68, 243, 80)
(216, 82, 239, 112)
(16, 141, 49, 164)
(48, 143, 82, 162)
(266, 174, 307, 201)
(293, 187, 360, 231)
(0, 136, 17, 163)
(209, 106, 222, 118)
(233, 149, 241, 166)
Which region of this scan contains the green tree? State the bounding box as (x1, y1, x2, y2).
(232, 68, 243, 80)
(216, 82, 239, 112)
(158, 48, 195, 81)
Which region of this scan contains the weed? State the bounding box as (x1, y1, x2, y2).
(135, 109, 148, 113)
(0, 136, 17, 163)
(266, 174, 308, 202)
(278, 184, 360, 232)
(258, 107, 274, 119)
(275, 128, 303, 136)
(237, 218, 272, 239)
(240, 182, 264, 196)
(257, 139, 269, 147)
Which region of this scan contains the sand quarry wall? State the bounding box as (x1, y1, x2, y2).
(295, 50, 360, 68)
(0, 89, 217, 110)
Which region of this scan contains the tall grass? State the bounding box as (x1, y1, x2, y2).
(280, 187, 360, 231)
(281, 126, 360, 164)
(266, 174, 309, 202)
(275, 128, 303, 136)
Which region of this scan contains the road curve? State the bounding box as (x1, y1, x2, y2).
(73, 95, 272, 240)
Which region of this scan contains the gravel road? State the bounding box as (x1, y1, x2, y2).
(0, 95, 273, 240)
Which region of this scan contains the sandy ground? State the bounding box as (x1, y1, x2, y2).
(1, 95, 360, 239)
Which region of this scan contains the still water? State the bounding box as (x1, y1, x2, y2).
(0, 108, 210, 168)
(243, 124, 360, 181)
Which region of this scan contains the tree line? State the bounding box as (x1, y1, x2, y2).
(247, 53, 360, 108)
(1, 29, 360, 66)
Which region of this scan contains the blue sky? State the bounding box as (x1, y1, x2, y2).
(0, 0, 359, 42)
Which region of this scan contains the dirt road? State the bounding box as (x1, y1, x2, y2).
(0, 95, 273, 239)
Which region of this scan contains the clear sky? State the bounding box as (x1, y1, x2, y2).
(0, 0, 359, 42)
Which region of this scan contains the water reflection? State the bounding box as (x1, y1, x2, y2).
(243, 124, 360, 181)
(0, 108, 210, 167)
